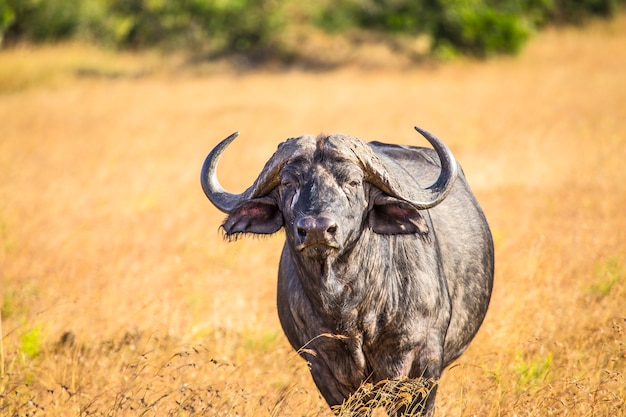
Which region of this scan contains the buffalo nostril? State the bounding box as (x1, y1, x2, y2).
(296, 217, 315, 240)
(316, 217, 337, 237)
(295, 216, 338, 244)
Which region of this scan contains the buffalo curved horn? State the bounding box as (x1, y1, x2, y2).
(200, 132, 248, 213)
(409, 125, 459, 209)
(352, 126, 459, 210)
(201, 132, 312, 213)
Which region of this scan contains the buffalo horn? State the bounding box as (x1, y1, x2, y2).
(353, 126, 459, 210)
(409, 125, 459, 209)
(200, 132, 311, 213)
(200, 132, 247, 213)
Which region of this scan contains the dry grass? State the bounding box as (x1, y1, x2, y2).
(333, 378, 435, 417)
(1, 14, 625, 417)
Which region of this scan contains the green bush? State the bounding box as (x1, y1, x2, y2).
(0, 0, 14, 44)
(339, 0, 433, 33)
(1, 0, 625, 59)
(5, 0, 84, 42)
(315, 0, 533, 56)
(550, 0, 621, 23)
(2, 0, 286, 58)
(432, 2, 532, 56)
(312, 0, 360, 33)
(191, 0, 286, 56)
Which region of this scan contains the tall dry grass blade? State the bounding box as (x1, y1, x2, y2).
(0, 310, 4, 379)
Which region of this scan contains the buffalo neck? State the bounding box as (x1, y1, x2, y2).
(290, 227, 418, 340)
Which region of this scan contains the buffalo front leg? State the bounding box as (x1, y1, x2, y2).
(305, 350, 367, 411)
(396, 346, 444, 417)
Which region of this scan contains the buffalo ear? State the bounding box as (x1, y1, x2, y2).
(222, 197, 283, 237)
(369, 195, 429, 237)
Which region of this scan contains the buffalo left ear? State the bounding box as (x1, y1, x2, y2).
(222, 196, 283, 237)
(369, 195, 429, 236)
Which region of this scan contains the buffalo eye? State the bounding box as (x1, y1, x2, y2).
(280, 174, 298, 189)
(343, 176, 362, 195)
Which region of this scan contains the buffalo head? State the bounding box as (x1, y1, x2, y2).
(201, 127, 458, 263)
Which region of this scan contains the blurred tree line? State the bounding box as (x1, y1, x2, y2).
(0, 0, 623, 59)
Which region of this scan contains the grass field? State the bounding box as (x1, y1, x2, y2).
(1, 14, 625, 417)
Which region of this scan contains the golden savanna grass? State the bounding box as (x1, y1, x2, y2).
(1, 14, 625, 417)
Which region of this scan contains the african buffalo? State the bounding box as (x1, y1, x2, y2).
(200, 126, 494, 416)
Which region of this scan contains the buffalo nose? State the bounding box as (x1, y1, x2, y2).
(296, 216, 338, 244)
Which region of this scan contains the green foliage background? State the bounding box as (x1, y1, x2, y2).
(1, 0, 624, 59)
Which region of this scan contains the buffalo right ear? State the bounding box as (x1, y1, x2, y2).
(369, 195, 429, 237)
(222, 196, 283, 237)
